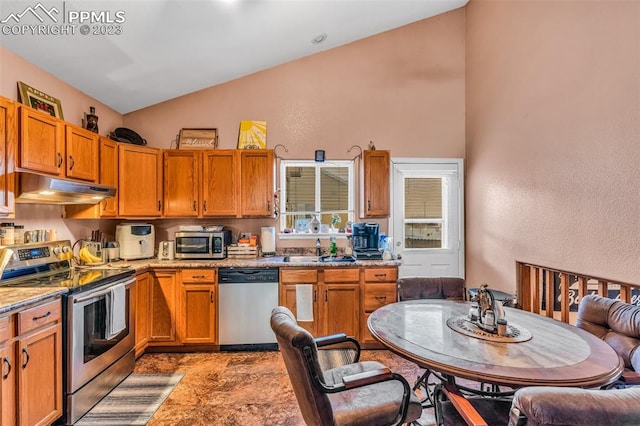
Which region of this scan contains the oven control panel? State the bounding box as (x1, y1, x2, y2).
(4, 240, 73, 271)
(17, 246, 51, 261)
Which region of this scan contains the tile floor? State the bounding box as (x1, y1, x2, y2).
(135, 350, 439, 425)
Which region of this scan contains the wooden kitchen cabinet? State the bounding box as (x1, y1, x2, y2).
(118, 144, 163, 217)
(180, 269, 217, 344)
(361, 267, 397, 348)
(134, 272, 152, 357)
(279, 269, 319, 336)
(64, 136, 119, 219)
(7, 297, 63, 426)
(0, 315, 16, 426)
(239, 149, 274, 217)
(163, 150, 200, 217)
(320, 269, 360, 340)
(64, 124, 99, 182)
(18, 106, 99, 183)
(0, 97, 16, 219)
(18, 105, 65, 176)
(149, 270, 179, 344)
(163, 148, 271, 218)
(202, 150, 238, 217)
(362, 150, 390, 217)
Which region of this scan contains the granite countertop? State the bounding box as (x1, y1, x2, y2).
(0, 287, 67, 315)
(120, 256, 401, 271)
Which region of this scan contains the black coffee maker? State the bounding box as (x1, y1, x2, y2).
(352, 222, 382, 259)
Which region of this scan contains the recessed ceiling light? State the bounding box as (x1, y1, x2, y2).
(312, 33, 327, 44)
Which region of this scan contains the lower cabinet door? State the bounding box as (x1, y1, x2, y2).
(182, 285, 216, 344)
(18, 323, 63, 426)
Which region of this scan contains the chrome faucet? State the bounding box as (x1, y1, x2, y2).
(316, 238, 322, 257)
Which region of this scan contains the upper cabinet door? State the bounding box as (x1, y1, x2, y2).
(163, 150, 200, 217)
(363, 150, 390, 217)
(239, 150, 274, 217)
(201, 150, 238, 217)
(18, 106, 64, 176)
(118, 144, 163, 217)
(0, 98, 16, 218)
(65, 125, 98, 182)
(99, 137, 118, 217)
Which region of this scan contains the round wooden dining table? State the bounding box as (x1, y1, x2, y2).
(368, 300, 624, 389)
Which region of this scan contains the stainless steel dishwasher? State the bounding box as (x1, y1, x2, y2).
(218, 267, 279, 350)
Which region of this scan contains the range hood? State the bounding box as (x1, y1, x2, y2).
(16, 173, 116, 205)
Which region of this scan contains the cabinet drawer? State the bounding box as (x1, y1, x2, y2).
(323, 268, 360, 283)
(0, 315, 12, 342)
(182, 269, 216, 283)
(18, 298, 61, 335)
(281, 269, 317, 283)
(364, 268, 397, 283)
(363, 284, 397, 312)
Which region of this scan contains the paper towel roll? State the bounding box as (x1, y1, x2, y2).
(261, 226, 276, 255)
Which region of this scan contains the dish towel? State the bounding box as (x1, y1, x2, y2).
(106, 283, 126, 339)
(295, 284, 313, 321)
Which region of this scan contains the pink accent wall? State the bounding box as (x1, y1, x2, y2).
(123, 10, 466, 160)
(465, 1, 640, 289)
(0, 47, 123, 134)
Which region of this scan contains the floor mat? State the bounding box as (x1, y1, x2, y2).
(75, 373, 184, 425)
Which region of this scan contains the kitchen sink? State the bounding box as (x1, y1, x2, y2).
(282, 255, 320, 263)
(319, 255, 356, 263)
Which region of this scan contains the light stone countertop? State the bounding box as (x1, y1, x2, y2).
(0, 287, 67, 315)
(0, 257, 399, 314)
(118, 256, 401, 271)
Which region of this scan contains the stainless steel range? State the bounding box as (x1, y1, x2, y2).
(0, 240, 136, 425)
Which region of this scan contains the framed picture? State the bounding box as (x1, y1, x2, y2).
(17, 81, 64, 119)
(237, 120, 267, 149)
(178, 128, 218, 149)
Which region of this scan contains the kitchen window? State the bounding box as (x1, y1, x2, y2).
(279, 160, 354, 237)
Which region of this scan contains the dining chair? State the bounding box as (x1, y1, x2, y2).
(576, 294, 640, 387)
(508, 385, 640, 425)
(270, 306, 423, 426)
(396, 277, 466, 400)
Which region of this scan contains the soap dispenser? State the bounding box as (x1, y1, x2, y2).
(311, 215, 320, 233)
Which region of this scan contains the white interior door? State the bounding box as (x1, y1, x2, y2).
(391, 159, 464, 278)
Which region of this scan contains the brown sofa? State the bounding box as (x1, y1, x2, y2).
(575, 294, 640, 378)
(508, 294, 640, 425)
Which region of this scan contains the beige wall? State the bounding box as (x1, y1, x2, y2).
(123, 9, 466, 160)
(465, 1, 640, 290)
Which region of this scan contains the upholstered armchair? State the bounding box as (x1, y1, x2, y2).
(508, 386, 640, 425)
(270, 306, 423, 425)
(576, 294, 640, 386)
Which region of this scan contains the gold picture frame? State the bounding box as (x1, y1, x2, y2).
(17, 81, 64, 119)
(237, 120, 267, 149)
(178, 128, 218, 149)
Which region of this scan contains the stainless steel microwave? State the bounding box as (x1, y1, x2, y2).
(174, 230, 231, 259)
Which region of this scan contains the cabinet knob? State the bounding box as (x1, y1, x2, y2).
(158, 200, 162, 211)
(69, 155, 75, 170)
(203, 201, 207, 212)
(210, 291, 214, 303)
(57, 153, 63, 168)
(193, 201, 197, 211)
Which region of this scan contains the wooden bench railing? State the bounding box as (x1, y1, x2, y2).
(517, 262, 640, 325)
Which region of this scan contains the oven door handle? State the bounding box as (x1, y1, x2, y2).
(73, 277, 136, 304)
